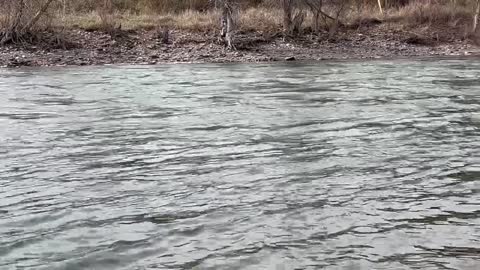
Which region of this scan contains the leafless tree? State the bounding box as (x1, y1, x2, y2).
(219, 0, 237, 49)
(283, 0, 294, 34)
(304, 0, 323, 33)
(282, 0, 305, 37)
(0, 0, 56, 44)
(377, 0, 384, 13)
(474, 0, 480, 33)
(303, 0, 339, 33)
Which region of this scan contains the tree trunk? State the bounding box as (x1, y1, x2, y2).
(314, 11, 320, 33)
(377, 0, 383, 14)
(283, 0, 293, 36)
(474, 0, 480, 33)
(220, 0, 236, 50)
(225, 10, 235, 49)
(304, 1, 323, 34)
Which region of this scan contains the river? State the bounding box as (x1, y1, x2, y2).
(0, 60, 479, 270)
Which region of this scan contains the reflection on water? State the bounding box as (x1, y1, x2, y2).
(0, 60, 479, 270)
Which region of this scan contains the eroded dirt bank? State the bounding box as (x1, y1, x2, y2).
(1, 25, 479, 67)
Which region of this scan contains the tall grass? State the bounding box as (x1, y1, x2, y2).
(387, 1, 473, 26)
(1, 0, 479, 37)
(64, 0, 264, 13)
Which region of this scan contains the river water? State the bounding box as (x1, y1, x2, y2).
(0, 60, 479, 270)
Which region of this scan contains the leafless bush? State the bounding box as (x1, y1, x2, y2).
(302, 0, 348, 33)
(0, 0, 56, 44)
(97, 0, 117, 31)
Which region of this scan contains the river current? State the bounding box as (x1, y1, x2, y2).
(0, 60, 479, 269)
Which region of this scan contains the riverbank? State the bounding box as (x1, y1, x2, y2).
(1, 24, 479, 67)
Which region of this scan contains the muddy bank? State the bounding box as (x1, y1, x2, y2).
(1, 26, 479, 67)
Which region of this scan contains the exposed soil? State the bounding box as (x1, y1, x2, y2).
(1, 24, 479, 67)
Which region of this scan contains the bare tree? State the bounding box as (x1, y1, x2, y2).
(219, 0, 237, 50)
(22, 0, 56, 34)
(1, 0, 56, 44)
(283, 0, 294, 35)
(474, 0, 480, 33)
(377, 0, 384, 14)
(282, 0, 305, 37)
(304, 0, 323, 33)
(303, 0, 338, 33)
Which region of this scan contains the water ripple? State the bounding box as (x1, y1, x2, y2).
(0, 60, 479, 270)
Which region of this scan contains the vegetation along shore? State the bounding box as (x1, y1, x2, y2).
(1, 0, 480, 67)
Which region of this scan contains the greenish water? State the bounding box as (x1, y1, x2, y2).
(0, 60, 479, 270)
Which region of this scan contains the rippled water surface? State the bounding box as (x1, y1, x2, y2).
(1, 60, 480, 270)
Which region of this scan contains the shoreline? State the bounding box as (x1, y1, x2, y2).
(5, 54, 480, 70)
(1, 28, 479, 68)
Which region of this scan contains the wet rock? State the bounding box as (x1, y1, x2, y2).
(285, 56, 296, 61)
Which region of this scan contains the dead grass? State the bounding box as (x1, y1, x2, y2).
(173, 10, 219, 31)
(386, 2, 472, 27)
(239, 8, 282, 32)
(347, 5, 383, 26)
(58, 8, 283, 33)
(60, 10, 219, 32)
(47, 1, 477, 39)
